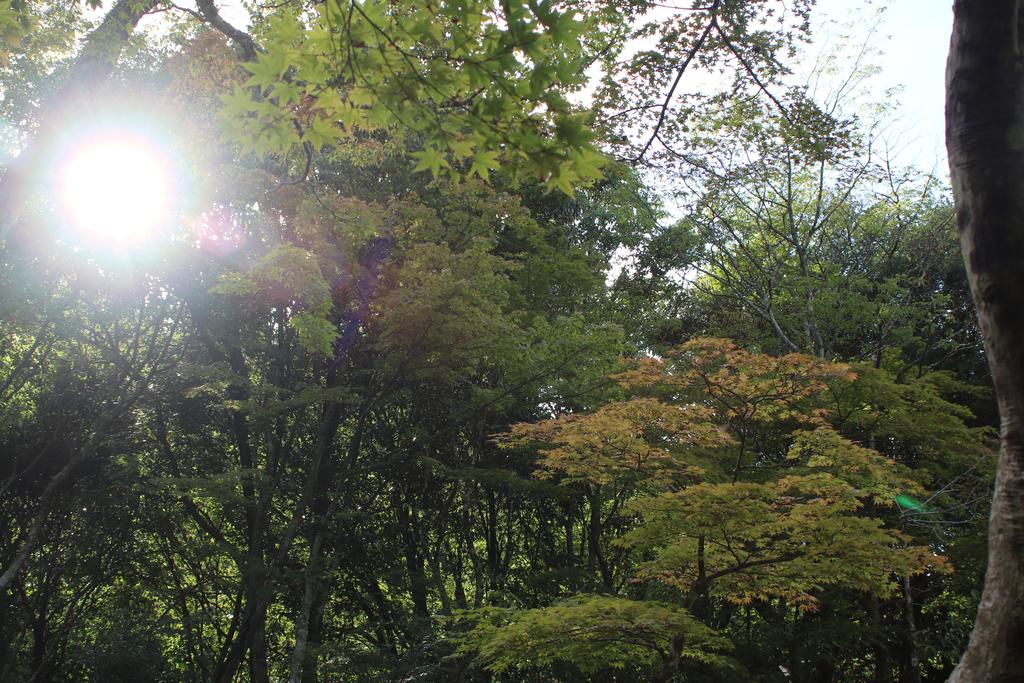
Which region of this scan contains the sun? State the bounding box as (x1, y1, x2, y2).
(56, 133, 174, 249)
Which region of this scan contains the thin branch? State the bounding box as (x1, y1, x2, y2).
(633, 1, 720, 162)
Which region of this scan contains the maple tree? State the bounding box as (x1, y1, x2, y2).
(459, 339, 947, 681)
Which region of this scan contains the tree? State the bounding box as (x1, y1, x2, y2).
(458, 339, 943, 682)
(221, 0, 607, 194)
(0, 0, 1008, 680)
(682, 102, 973, 368)
(0, 16, 639, 673)
(945, 2, 1024, 680)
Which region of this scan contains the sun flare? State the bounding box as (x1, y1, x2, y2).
(56, 134, 173, 249)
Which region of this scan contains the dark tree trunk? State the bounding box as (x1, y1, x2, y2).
(652, 635, 685, 683)
(563, 500, 575, 564)
(30, 597, 47, 680)
(946, 2, 1024, 680)
(587, 486, 613, 589)
(302, 590, 328, 683)
(903, 576, 921, 683)
(453, 552, 469, 610)
(248, 610, 270, 683)
(870, 595, 892, 683)
(395, 491, 429, 619)
(290, 400, 344, 683)
(291, 527, 328, 683)
(485, 490, 499, 587)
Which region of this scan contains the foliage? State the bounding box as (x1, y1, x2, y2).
(0, 2, 996, 682)
(451, 595, 732, 675)
(499, 397, 728, 487)
(223, 0, 607, 193)
(457, 339, 949, 678)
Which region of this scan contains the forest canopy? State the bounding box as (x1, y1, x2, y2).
(0, 1, 1005, 682)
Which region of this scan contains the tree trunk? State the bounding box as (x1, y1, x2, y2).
(248, 610, 270, 683)
(430, 546, 453, 616)
(290, 527, 325, 683)
(485, 490, 500, 587)
(300, 591, 328, 683)
(395, 491, 429, 619)
(587, 486, 613, 590)
(452, 548, 469, 610)
(213, 597, 269, 683)
(869, 594, 892, 683)
(902, 576, 920, 683)
(946, 2, 1024, 681)
(289, 399, 344, 682)
(563, 500, 575, 563)
(652, 635, 685, 683)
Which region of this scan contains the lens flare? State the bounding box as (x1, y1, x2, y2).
(193, 206, 245, 257)
(895, 494, 928, 512)
(56, 134, 173, 249)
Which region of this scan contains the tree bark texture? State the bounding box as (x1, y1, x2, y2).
(946, 2, 1024, 681)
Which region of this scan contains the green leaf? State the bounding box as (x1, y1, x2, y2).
(411, 147, 451, 179)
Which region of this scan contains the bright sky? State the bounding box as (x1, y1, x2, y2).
(813, 0, 953, 174)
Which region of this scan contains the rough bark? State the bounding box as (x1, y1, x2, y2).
(946, 2, 1024, 681)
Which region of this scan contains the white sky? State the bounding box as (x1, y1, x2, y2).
(812, 0, 953, 174)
